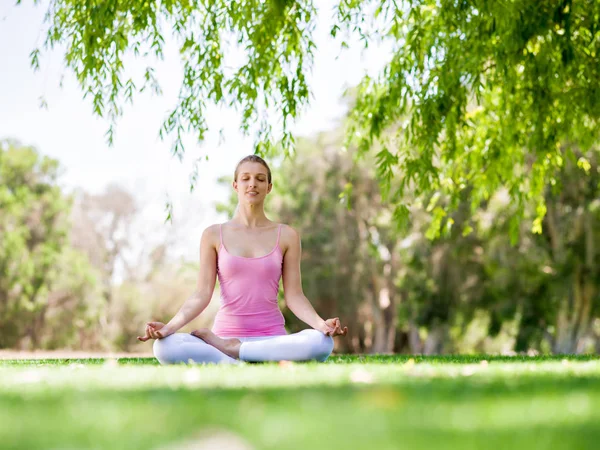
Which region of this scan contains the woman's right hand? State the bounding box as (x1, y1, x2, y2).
(137, 322, 170, 341)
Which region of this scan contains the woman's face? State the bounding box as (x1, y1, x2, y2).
(234, 161, 272, 204)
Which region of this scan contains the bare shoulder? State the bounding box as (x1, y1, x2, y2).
(203, 223, 221, 236)
(201, 224, 221, 248)
(279, 223, 300, 238)
(279, 224, 301, 252)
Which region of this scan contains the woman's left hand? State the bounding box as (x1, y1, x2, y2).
(320, 318, 348, 337)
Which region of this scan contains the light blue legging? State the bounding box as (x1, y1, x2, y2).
(153, 329, 334, 365)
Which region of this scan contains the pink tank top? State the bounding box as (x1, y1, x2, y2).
(211, 224, 287, 337)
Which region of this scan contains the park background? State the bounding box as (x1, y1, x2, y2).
(1, 0, 599, 357)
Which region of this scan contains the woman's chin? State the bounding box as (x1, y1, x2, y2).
(242, 197, 263, 205)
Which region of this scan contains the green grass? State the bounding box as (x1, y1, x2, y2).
(1, 355, 599, 449)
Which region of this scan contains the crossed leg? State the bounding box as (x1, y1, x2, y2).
(238, 329, 334, 362)
(153, 329, 334, 365)
(153, 333, 237, 365)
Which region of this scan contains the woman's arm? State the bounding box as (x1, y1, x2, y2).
(158, 225, 219, 336)
(282, 225, 345, 335)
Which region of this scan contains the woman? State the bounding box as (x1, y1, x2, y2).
(138, 155, 348, 364)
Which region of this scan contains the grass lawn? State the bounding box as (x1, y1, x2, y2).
(1, 354, 599, 449)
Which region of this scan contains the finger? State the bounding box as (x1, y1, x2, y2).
(156, 330, 163, 339)
(342, 326, 348, 336)
(140, 326, 152, 341)
(140, 325, 152, 341)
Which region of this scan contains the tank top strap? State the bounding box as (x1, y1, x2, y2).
(276, 224, 283, 247)
(219, 223, 224, 247)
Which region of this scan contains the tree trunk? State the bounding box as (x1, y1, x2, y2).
(407, 322, 422, 354)
(548, 202, 596, 354)
(554, 263, 595, 354)
(371, 300, 397, 353)
(370, 267, 398, 353)
(423, 324, 448, 355)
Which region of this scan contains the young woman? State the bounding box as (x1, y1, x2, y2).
(138, 155, 348, 364)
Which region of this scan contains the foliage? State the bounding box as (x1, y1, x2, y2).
(4, 126, 598, 354)
(0, 140, 98, 348)
(475, 148, 600, 353)
(344, 0, 600, 237)
(224, 125, 599, 355)
(25, 0, 316, 157)
(22, 0, 600, 233)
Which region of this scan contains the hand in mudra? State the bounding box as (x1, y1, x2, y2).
(321, 318, 348, 337)
(137, 322, 169, 342)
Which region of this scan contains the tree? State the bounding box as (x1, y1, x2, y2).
(345, 0, 600, 237)
(22, 0, 600, 232)
(70, 185, 137, 308)
(0, 140, 99, 348)
(70, 185, 141, 345)
(476, 146, 600, 354)
(544, 149, 600, 353)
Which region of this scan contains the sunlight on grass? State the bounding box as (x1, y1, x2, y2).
(1, 356, 599, 450)
(2, 358, 600, 392)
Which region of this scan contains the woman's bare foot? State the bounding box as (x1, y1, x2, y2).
(191, 329, 242, 359)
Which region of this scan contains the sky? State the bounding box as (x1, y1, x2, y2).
(0, 1, 391, 262)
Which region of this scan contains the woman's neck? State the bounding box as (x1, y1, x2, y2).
(232, 204, 270, 228)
